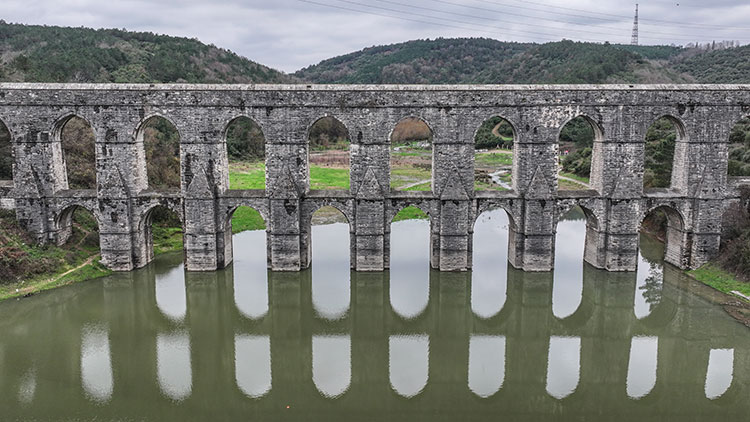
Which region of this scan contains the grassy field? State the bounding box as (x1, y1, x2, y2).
(689, 264, 750, 301)
(475, 151, 513, 167)
(558, 178, 589, 190)
(559, 171, 590, 184)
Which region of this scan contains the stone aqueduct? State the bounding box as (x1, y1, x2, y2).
(0, 83, 748, 273)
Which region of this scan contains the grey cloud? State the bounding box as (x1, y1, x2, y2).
(1, 0, 748, 72)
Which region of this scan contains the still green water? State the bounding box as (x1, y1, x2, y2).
(0, 208, 747, 421)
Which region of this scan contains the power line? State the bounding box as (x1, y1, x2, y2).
(494, 0, 750, 30)
(428, 0, 715, 39)
(299, 0, 750, 44)
(335, 0, 724, 42)
(328, 0, 613, 42)
(296, 0, 575, 42)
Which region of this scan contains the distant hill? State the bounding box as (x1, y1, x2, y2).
(0, 21, 293, 83)
(295, 38, 749, 84)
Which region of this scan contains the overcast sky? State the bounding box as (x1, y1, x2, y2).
(2, 0, 749, 73)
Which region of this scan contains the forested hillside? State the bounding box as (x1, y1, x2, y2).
(295, 38, 749, 84)
(0, 21, 292, 83)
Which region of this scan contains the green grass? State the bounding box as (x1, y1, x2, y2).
(390, 166, 432, 190)
(393, 206, 429, 222)
(310, 167, 350, 190)
(560, 171, 590, 184)
(152, 226, 184, 255)
(689, 264, 750, 301)
(229, 164, 265, 190)
(475, 152, 513, 166)
(558, 178, 588, 190)
(0, 258, 113, 301)
(231, 207, 266, 233)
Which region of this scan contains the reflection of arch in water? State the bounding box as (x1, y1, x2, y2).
(155, 264, 187, 322)
(312, 335, 351, 398)
(235, 334, 272, 399)
(80, 324, 113, 403)
(626, 336, 658, 399)
(545, 336, 581, 399)
(156, 331, 192, 401)
(705, 348, 734, 400)
(471, 207, 513, 319)
(468, 335, 506, 398)
(389, 335, 429, 398)
(309, 205, 352, 320)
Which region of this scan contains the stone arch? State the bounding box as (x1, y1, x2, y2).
(307, 115, 351, 191)
(474, 115, 516, 192)
(53, 203, 100, 247)
(640, 204, 689, 268)
(137, 202, 185, 266)
(473, 204, 517, 232)
(389, 116, 434, 192)
(225, 203, 269, 232)
(387, 201, 433, 225)
(224, 204, 268, 269)
(135, 114, 182, 191)
(643, 114, 688, 191)
(223, 115, 266, 189)
(0, 117, 13, 183)
(558, 114, 603, 192)
(53, 113, 97, 190)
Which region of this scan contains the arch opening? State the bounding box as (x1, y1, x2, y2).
(139, 116, 181, 191)
(59, 116, 96, 190)
(227, 206, 268, 320)
(471, 207, 512, 319)
(226, 117, 266, 190)
(0, 119, 12, 183)
(308, 116, 350, 190)
(559, 116, 599, 191)
(390, 205, 430, 319)
(641, 205, 686, 267)
(474, 116, 514, 191)
(55, 205, 99, 251)
(644, 116, 683, 190)
(390, 118, 433, 192)
(141, 205, 183, 264)
(311, 205, 351, 320)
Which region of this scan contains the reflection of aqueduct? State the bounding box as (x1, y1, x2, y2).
(1, 264, 748, 419)
(0, 84, 748, 272)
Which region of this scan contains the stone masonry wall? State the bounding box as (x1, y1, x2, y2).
(0, 84, 748, 273)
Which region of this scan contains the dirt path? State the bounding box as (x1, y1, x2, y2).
(397, 179, 431, 190)
(13, 254, 99, 297)
(557, 170, 590, 188)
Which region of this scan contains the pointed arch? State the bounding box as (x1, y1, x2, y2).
(390, 116, 434, 192)
(643, 115, 687, 191)
(640, 204, 688, 268)
(308, 115, 351, 191)
(136, 114, 181, 191)
(54, 114, 97, 190)
(225, 116, 266, 190)
(558, 115, 602, 191)
(309, 204, 352, 320)
(474, 115, 515, 191)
